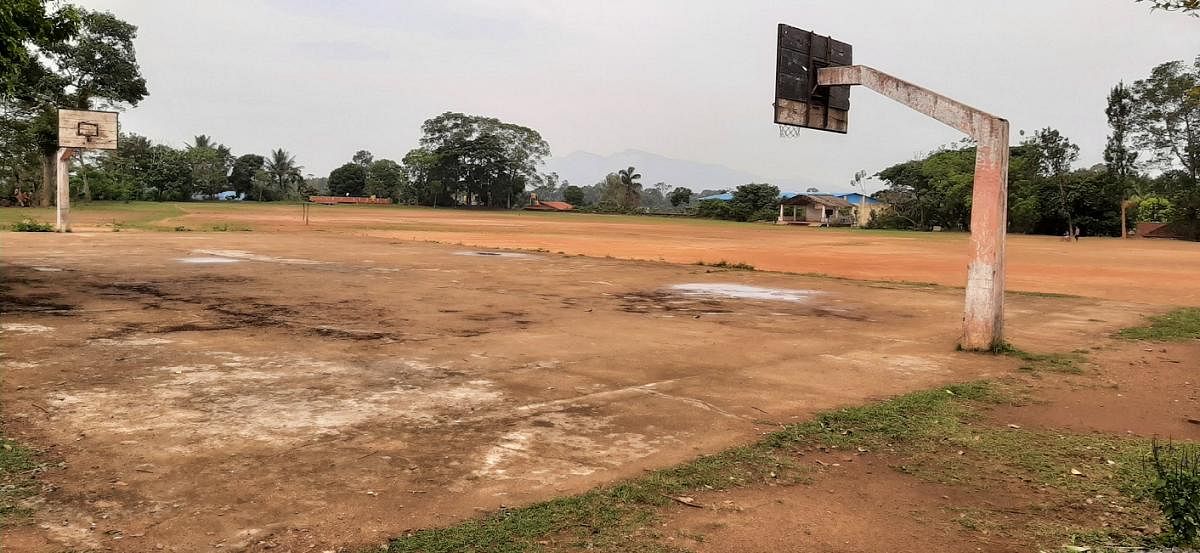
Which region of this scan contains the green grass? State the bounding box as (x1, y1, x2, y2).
(0, 437, 40, 524)
(8, 219, 53, 232)
(381, 379, 1172, 552)
(990, 343, 1086, 374)
(1118, 308, 1200, 342)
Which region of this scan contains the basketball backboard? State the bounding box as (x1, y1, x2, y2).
(58, 109, 118, 150)
(774, 24, 852, 134)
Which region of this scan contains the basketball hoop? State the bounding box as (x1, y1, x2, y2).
(778, 124, 805, 138)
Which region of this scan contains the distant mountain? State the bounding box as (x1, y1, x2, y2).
(544, 149, 826, 193)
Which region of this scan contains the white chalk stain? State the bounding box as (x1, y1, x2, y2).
(0, 323, 54, 333)
(670, 283, 821, 303)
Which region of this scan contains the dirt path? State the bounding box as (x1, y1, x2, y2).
(0, 230, 1155, 552)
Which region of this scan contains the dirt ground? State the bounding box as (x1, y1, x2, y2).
(0, 225, 1161, 552)
(7, 203, 1200, 305)
(662, 341, 1200, 553)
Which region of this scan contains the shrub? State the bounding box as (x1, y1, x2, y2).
(1145, 441, 1200, 547)
(10, 219, 53, 232)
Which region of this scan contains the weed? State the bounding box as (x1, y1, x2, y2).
(695, 260, 755, 271)
(173, 226, 191, 232)
(1118, 308, 1200, 342)
(989, 342, 1084, 373)
(210, 223, 251, 232)
(10, 219, 53, 232)
(0, 437, 39, 523)
(1144, 440, 1200, 547)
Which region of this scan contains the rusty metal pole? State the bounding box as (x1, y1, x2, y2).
(818, 65, 1010, 350)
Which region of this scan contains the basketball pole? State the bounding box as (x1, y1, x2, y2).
(817, 65, 1010, 351)
(55, 147, 75, 232)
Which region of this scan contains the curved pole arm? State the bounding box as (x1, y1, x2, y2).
(817, 65, 1005, 139)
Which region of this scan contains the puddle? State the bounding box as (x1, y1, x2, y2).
(669, 283, 821, 303)
(454, 251, 536, 259)
(178, 257, 241, 264)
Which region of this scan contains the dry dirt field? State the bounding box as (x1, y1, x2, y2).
(0, 203, 1197, 552)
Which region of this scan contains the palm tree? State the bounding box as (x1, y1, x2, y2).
(617, 166, 642, 210)
(188, 135, 215, 150)
(1121, 181, 1149, 239)
(265, 148, 304, 199)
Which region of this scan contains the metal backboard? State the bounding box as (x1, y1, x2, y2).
(774, 24, 852, 134)
(57, 109, 118, 150)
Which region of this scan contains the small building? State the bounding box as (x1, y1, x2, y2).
(524, 194, 574, 212)
(837, 193, 888, 226)
(777, 194, 855, 226)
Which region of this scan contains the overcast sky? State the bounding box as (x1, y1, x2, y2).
(77, 0, 1198, 190)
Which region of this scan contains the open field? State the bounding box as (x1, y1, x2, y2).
(1, 204, 1198, 551)
(4, 202, 1200, 305)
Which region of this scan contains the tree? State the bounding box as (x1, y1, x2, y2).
(1129, 57, 1200, 180)
(228, 154, 265, 199)
(562, 185, 585, 206)
(1027, 128, 1081, 237)
(1137, 197, 1174, 221)
(406, 112, 551, 208)
(1106, 82, 1142, 237)
(264, 148, 303, 198)
(669, 186, 693, 207)
(328, 162, 366, 197)
(366, 159, 405, 199)
(186, 135, 232, 199)
(352, 150, 373, 167)
(1, 7, 148, 206)
(1136, 0, 1200, 15)
(0, 1, 78, 97)
(1128, 56, 1200, 238)
(806, 187, 819, 193)
(599, 167, 642, 211)
(729, 183, 781, 222)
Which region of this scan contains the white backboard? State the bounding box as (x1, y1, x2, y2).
(58, 109, 118, 150)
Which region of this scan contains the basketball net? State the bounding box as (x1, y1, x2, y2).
(778, 125, 804, 138)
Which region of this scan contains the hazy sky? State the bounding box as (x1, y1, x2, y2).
(77, 0, 1198, 190)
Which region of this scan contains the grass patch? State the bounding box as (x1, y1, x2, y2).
(209, 223, 252, 232)
(989, 342, 1085, 374)
(9, 219, 53, 232)
(1118, 308, 1200, 342)
(694, 260, 755, 271)
(0, 437, 40, 524)
(383, 379, 1175, 551)
(386, 383, 998, 552)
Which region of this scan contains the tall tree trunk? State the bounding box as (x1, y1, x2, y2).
(40, 151, 56, 207)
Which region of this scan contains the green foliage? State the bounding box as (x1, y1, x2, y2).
(365, 159, 406, 200)
(228, 153, 265, 199)
(403, 112, 551, 208)
(186, 135, 233, 199)
(0, 1, 78, 97)
(1137, 196, 1174, 221)
(598, 168, 642, 211)
(873, 140, 1124, 236)
(1119, 308, 1200, 341)
(691, 184, 780, 222)
(328, 162, 366, 197)
(10, 218, 51, 231)
(1144, 441, 1200, 546)
(668, 186, 692, 207)
(990, 343, 1084, 373)
(562, 184, 585, 206)
(264, 148, 304, 199)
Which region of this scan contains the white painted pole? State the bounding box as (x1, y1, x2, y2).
(55, 148, 72, 232)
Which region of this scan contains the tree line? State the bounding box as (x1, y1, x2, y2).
(869, 55, 1200, 239)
